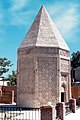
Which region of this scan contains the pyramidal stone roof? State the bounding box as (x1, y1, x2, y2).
(20, 5, 70, 51)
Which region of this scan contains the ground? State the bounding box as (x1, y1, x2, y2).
(65, 107, 80, 120)
(0, 103, 80, 120)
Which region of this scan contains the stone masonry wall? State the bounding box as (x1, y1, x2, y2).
(37, 56, 57, 106)
(17, 48, 36, 107)
(59, 49, 71, 102)
(17, 47, 71, 107)
(17, 47, 60, 107)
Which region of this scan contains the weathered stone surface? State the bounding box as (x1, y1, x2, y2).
(41, 106, 53, 120)
(17, 5, 71, 107)
(37, 57, 57, 106)
(69, 99, 76, 113)
(56, 102, 65, 120)
(20, 5, 69, 51)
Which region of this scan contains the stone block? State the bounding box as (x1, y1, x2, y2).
(56, 102, 65, 120)
(69, 98, 76, 113)
(40, 106, 53, 120)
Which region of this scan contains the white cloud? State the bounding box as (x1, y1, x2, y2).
(10, 11, 33, 26)
(47, 3, 79, 42)
(10, 0, 29, 11)
(55, 5, 79, 35)
(8, 0, 34, 26)
(47, 3, 64, 17)
(0, 0, 34, 27)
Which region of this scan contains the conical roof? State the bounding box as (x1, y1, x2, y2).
(20, 5, 70, 51)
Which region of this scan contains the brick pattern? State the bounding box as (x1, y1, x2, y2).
(59, 49, 70, 58)
(1, 86, 16, 102)
(37, 47, 58, 54)
(41, 106, 52, 120)
(17, 48, 59, 107)
(17, 48, 71, 107)
(17, 50, 36, 107)
(0, 86, 16, 103)
(17, 5, 71, 107)
(0, 90, 14, 104)
(56, 102, 65, 120)
(72, 86, 80, 99)
(60, 51, 71, 102)
(61, 59, 69, 73)
(69, 99, 76, 113)
(20, 5, 69, 51)
(37, 57, 57, 106)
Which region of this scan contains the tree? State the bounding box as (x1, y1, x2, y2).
(0, 57, 13, 77)
(7, 70, 17, 86)
(71, 51, 80, 69)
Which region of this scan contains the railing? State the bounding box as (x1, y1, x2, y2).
(65, 102, 72, 115)
(76, 97, 80, 106)
(56, 116, 61, 120)
(0, 106, 40, 120)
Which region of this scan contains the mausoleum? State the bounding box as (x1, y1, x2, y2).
(17, 5, 71, 107)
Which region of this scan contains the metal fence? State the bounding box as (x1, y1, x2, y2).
(65, 102, 72, 115)
(0, 106, 40, 120)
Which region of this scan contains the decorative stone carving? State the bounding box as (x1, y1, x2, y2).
(59, 49, 70, 58)
(37, 48, 58, 54)
(61, 59, 69, 73)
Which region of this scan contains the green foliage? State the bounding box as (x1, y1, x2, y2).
(0, 57, 13, 77)
(71, 51, 80, 69)
(7, 70, 17, 86)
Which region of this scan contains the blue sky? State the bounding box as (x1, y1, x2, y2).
(0, 0, 80, 75)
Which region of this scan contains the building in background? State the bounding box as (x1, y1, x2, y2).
(0, 77, 8, 86)
(73, 67, 80, 82)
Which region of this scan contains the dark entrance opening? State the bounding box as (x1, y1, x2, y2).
(61, 92, 64, 102)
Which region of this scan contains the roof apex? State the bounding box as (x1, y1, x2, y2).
(19, 5, 70, 51)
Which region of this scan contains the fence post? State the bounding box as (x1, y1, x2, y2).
(69, 98, 76, 113)
(0, 90, 2, 102)
(40, 106, 53, 120)
(11, 90, 14, 104)
(56, 102, 65, 120)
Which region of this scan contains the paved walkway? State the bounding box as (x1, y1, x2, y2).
(65, 107, 80, 120)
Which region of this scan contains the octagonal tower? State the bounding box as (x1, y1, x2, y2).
(17, 5, 71, 107)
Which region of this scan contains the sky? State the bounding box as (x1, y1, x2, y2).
(0, 0, 80, 75)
